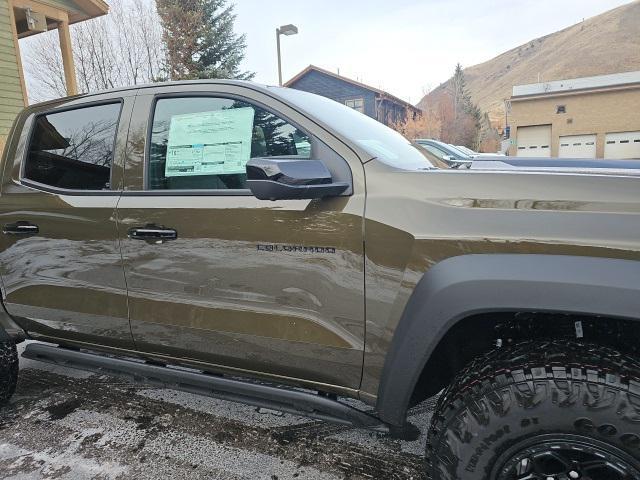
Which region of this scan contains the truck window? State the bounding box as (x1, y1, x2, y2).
(273, 86, 434, 170)
(148, 97, 311, 191)
(24, 103, 122, 191)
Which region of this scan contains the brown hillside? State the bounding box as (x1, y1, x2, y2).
(418, 0, 640, 124)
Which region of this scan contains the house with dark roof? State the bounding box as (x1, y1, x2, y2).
(284, 65, 421, 127)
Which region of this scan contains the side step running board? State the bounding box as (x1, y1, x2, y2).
(22, 343, 390, 434)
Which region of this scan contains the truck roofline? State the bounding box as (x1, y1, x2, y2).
(26, 79, 275, 110)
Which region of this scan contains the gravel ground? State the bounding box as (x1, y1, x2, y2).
(0, 342, 436, 479)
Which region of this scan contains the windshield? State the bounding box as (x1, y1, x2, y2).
(417, 143, 450, 161)
(456, 145, 476, 155)
(416, 140, 471, 160)
(445, 143, 473, 158)
(272, 87, 435, 170)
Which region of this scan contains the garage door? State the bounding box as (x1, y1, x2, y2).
(516, 125, 551, 157)
(558, 134, 596, 158)
(604, 131, 640, 159)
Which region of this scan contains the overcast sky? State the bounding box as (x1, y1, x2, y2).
(234, 0, 633, 104)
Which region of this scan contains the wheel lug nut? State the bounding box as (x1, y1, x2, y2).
(516, 458, 531, 475)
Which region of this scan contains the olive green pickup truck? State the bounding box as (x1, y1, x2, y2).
(1, 80, 639, 479)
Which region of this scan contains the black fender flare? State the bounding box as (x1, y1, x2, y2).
(375, 254, 640, 426)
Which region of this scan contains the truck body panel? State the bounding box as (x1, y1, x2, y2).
(361, 160, 640, 399)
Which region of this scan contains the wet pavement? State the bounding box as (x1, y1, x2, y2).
(0, 343, 435, 479)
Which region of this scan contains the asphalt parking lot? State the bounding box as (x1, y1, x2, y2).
(0, 343, 436, 479)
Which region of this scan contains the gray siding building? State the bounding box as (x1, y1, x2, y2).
(285, 65, 421, 127)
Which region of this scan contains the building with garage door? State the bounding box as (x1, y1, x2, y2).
(0, 0, 109, 153)
(508, 71, 640, 159)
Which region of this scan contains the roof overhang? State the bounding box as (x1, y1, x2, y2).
(510, 82, 640, 103)
(512, 71, 640, 97)
(71, 0, 109, 20)
(13, 0, 109, 38)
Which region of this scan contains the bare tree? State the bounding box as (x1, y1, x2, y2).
(20, 31, 67, 100)
(22, 0, 164, 103)
(391, 107, 442, 141)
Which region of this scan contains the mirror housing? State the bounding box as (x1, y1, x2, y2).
(246, 158, 349, 201)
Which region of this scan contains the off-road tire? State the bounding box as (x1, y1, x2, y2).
(0, 337, 18, 407)
(425, 340, 640, 479)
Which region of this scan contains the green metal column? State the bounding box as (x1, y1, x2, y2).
(0, 0, 26, 152)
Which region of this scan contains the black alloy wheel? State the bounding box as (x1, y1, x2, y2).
(493, 434, 640, 480)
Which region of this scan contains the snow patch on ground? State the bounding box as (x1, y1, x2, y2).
(0, 440, 127, 479)
(144, 430, 341, 480)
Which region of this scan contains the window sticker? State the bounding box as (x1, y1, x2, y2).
(165, 107, 255, 177)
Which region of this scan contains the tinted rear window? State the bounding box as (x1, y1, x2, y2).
(24, 103, 121, 190)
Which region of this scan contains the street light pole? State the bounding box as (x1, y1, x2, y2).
(275, 24, 298, 86)
(276, 28, 283, 86)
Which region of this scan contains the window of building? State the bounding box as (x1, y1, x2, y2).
(345, 98, 365, 113)
(149, 97, 311, 191)
(24, 103, 121, 190)
(556, 105, 566, 114)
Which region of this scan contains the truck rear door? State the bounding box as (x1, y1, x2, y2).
(0, 94, 135, 350)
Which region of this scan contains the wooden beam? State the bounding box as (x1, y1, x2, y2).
(57, 19, 77, 96)
(11, 0, 67, 22)
(7, 0, 28, 106)
(12, 0, 108, 28)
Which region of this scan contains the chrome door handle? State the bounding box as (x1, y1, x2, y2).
(3, 221, 39, 235)
(128, 225, 178, 242)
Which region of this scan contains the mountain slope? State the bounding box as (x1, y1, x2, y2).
(418, 1, 640, 124)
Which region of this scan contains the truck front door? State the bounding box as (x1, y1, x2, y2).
(117, 85, 366, 390)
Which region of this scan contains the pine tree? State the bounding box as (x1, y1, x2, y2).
(156, 0, 254, 81)
(451, 63, 474, 119)
(447, 63, 484, 148)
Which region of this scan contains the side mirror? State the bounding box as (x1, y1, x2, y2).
(246, 158, 349, 201)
